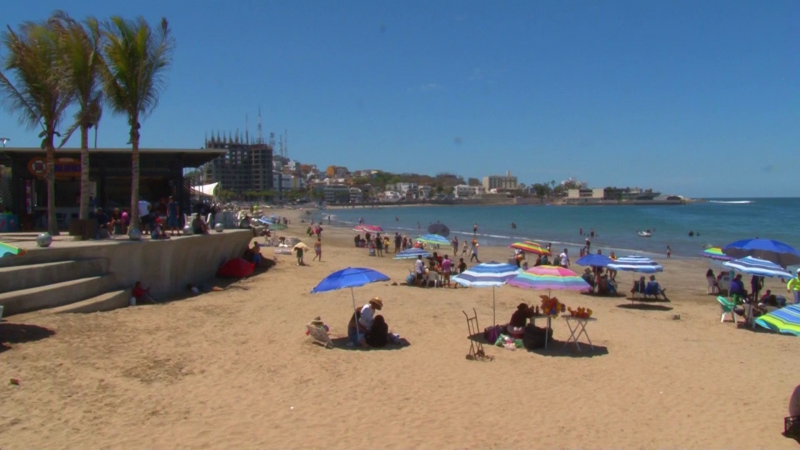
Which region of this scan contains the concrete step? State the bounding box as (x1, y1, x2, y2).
(0, 259, 109, 294)
(0, 274, 118, 317)
(50, 289, 131, 314)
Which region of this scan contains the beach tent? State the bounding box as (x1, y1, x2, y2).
(217, 258, 254, 278)
(452, 262, 521, 326)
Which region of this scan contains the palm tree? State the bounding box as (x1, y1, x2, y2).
(100, 16, 173, 237)
(0, 21, 73, 235)
(50, 11, 103, 221)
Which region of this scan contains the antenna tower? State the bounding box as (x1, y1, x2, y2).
(283, 129, 288, 159)
(245, 114, 249, 144)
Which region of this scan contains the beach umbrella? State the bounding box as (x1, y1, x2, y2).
(700, 247, 734, 261)
(509, 242, 550, 256)
(311, 267, 391, 337)
(416, 234, 450, 246)
(0, 242, 25, 258)
(755, 304, 800, 337)
(394, 248, 432, 260)
(354, 224, 383, 233)
(575, 254, 613, 267)
(723, 256, 792, 279)
(607, 256, 664, 274)
(508, 265, 592, 294)
(722, 238, 800, 268)
(427, 223, 450, 237)
(452, 261, 521, 326)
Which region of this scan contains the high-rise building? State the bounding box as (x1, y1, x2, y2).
(201, 131, 273, 194)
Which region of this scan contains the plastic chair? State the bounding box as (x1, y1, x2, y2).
(717, 296, 738, 323)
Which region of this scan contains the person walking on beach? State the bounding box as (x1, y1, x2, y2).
(394, 233, 401, 253)
(666, 245, 671, 258)
(441, 255, 452, 287)
(787, 269, 800, 304)
(452, 236, 459, 255)
(585, 237, 591, 253)
(461, 241, 468, 258)
(470, 240, 480, 263)
(313, 238, 322, 262)
(559, 249, 570, 268)
(376, 234, 384, 257)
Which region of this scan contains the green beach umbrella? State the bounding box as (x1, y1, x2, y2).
(0, 242, 25, 258)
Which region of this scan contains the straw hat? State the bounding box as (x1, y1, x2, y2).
(310, 316, 324, 327)
(369, 298, 383, 310)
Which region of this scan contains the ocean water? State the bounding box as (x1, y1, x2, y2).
(312, 198, 800, 260)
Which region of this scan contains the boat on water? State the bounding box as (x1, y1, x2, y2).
(638, 231, 652, 237)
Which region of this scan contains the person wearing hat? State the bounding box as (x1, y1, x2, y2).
(787, 269, 800, 304)
(359, 298, 383, 331)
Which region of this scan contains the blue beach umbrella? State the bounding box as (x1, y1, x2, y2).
(394, 248, 432, 260)
(452, 261, 521, 326)
(722, 238, 800, 268)
(575, 254, 613, 267)
(723, 256, 792, 279)
(607, 256, 664, 274)
(311, 268, 390, 331)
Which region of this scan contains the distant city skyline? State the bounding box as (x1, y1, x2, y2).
(0, 0, 797, 198)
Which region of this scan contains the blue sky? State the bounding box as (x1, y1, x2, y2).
(0, 0, 797, 197)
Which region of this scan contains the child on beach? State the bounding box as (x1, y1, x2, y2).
(461, 241, 468, 257)
(313, 238, 322, 262)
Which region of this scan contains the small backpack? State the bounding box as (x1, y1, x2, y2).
(483, 325, 503, 344)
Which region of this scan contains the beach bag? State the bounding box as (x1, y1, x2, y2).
(523, 324, 552, 350)
(483, 325, 503, 344)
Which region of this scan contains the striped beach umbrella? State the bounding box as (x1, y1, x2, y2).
(509, 241, 550, 256)
(0, 242, 25, 258)
(700, 247, 734, 261)
(607, 256, 664, 273)
(723, 256, 792, 278)
(416, 234, 450, 246)
(722, 238, 800, 268)
(755, 305, 800, 337)
(508, 265, 592, 293)
(452, 261, 521, 326)
(393, 248, 432, 260)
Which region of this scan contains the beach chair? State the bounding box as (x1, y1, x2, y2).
(306, 325, 333, 349)
(630, 280, 645, 301)
(717, 296, 738, 324)
(462, 308, 493, 361)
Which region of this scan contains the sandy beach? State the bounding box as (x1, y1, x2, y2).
(1, 208, 798, 449)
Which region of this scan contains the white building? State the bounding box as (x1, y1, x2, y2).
(567, 188, 604, 199)
(398, 182, 418, 198)
(454, 185, 486, 198)
(482, 171, 518, 191)
(273, 173, 305, 192)
(418, 185, 432, 199)
(381, 191, 403, 202)
(349, 187, 363, 203)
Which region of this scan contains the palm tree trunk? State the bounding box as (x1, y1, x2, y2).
(45, 142, 58, 235)
(79, 125, 90, 220)
(130, 134, 140, 231)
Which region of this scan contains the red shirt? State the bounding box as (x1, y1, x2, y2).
(132, 286, 147, 300)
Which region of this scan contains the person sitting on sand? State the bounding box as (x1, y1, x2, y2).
(131, 281, 158, 305)
(507, 303, 534, 338)
(365, 315, 389, 348)
(151, 217, 170, 240)
(458, 258, 467, 274)
(582, 268, 596, 291)
(354, 298, 383, 345)
(540, 254, 550, 266)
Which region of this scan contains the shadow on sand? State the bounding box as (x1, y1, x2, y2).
(0, 322, 56, 354)
(617, 301, 674, 312)
(329, 336, 411, 351)
(467, 332, 609, 358)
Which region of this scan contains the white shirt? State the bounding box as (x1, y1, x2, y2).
(415, 259, 425, 274)
(358, 303, 375, 329)
(560, 252, 569, 266)
(137, 200, 150, 217)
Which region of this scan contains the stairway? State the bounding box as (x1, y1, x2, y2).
(0, 259, 128, 317)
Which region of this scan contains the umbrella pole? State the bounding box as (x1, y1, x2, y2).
(493, 286, 496, 327)
(350, 287, 360, 344)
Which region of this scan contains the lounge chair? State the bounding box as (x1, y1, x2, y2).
(631, 280, 645, 300)
(644, 282, 667, 300)
(306, 325, 333, 349)
(717, 296, 738, 323)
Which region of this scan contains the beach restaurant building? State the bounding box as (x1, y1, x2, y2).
(0, 147, 225, 231)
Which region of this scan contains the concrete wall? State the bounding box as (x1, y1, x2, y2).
(0, 230, 253, 298)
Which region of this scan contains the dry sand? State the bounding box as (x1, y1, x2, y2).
(1, 208, 798, 449)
